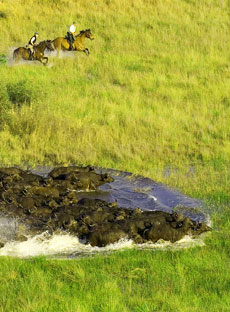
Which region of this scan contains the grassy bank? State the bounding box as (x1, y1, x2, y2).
(0, 0, 230, 311)
(0, 236, 229, 312)
(0, 0, 230, 172)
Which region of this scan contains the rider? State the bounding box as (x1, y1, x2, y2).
(26, 32, 39, 59)
(65, 22, 77, 51)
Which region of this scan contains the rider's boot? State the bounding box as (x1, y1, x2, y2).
(29, 49, 33, 60)
(69, 42, 74, 51)
(70, 34, 75, 51)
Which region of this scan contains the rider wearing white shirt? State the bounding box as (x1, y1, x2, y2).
(69, 23, 77, 34)
(66, 22, 77, 51)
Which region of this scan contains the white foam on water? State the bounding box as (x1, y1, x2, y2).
(0, 231, 207, 259)
(136, 234, 206, 251)
(148, 195, 157, 201)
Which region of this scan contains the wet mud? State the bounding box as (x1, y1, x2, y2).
(0, 166, 211, 248)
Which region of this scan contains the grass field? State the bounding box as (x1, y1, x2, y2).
(0, 0, 230, 311)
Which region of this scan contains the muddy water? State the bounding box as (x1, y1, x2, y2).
(30, 166, 208, 223)
(0, 166, 210, 258)
(0, 217, 18, 244)
(70, 167, 209, 223)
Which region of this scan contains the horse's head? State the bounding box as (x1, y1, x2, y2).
(45, 40, 55, 51)
(84, 29, 94, 40)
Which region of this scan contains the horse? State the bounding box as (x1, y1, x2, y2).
(13, 40, 55, 65)
(52, 29, 94, 57)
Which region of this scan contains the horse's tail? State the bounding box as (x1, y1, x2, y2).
(13, 48, 18, 59)
(13, 48, 20, 62)
(51, 37, 65, 56)
(52, 38, 61, 50)
(13, 47, 29, 63)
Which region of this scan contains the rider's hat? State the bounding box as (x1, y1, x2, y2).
(34, 32, 39, 35)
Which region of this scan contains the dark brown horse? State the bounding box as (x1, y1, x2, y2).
(52, 29, 94, 57)
(13, 40, 55, 65)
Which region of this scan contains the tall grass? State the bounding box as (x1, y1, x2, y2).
(0, 0, 230, 174)
(0, 0, 230, 311)
(0, 224, 229, 312)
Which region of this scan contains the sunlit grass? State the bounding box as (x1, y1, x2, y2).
(0, 0, 230, 311)
(0, 0, 230, 173)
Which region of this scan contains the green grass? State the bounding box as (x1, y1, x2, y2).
(0, 0, 230, 311)
(0, 0, 230, 170)
(0, 221, 230, 312)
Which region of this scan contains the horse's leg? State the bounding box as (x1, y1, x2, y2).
(75, 47, 89, 56)
(58, 40, 67, 57)
(53, 41, 61, 57)
(84, 48, 89, 56)
(41, 57, 48, 65)
(35, 54, 48, 65)
(56, 46, 61, 57)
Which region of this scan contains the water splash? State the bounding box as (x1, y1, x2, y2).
(0, 231, 207, 259)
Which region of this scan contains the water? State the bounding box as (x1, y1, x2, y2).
(0, 231, 207, 259)
(0, 167, 210, 258)
(0, 216, 18, 243)
(76, 167, 209, 224)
